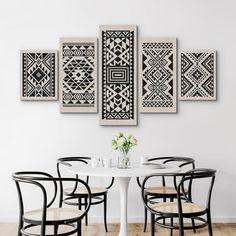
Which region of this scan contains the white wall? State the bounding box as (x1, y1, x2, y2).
(1, 0, 236, 223)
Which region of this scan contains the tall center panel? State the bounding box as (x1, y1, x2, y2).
(99, 25, 137, 126)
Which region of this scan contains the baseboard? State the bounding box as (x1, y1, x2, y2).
(88, 216, 236, 224)
(212, 217, 236, 223)
(1, 217, 236, 224)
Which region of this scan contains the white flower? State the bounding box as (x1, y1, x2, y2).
(127, 134, 133, 140)
(117, 137, 126, 146)
(111, 132, 138, 155)
(130, 136, 137, 145)
(116, 132, 124, 138)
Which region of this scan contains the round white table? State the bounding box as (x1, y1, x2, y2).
(68, 165, 180, 236)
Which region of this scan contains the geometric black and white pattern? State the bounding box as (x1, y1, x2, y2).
(99, 25, 137, 125)
(139, 38, 177, 112)
(21, 50, 58, 100)
(179, 50, 216, 100)
(60, 38, 97, 113)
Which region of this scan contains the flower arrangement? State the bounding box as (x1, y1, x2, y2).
(112, 132, 138, 156)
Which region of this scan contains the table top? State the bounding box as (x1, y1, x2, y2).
(68, 164, 181, 178)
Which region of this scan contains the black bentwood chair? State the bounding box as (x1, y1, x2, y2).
(137, 156, 195, 232)
(142, 168, 216, 236)
(57, 157, 114, 232)
(12, 171, 91, 236)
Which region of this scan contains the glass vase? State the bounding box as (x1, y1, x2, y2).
(117, 152, 130, 169)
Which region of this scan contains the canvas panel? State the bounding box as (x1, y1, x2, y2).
(21, 50, 58, 100)
(60, 38, 98, 113)
(179, 50, 217, 100)
(139, 38, 177, 113)
(99, 25, 137, 125)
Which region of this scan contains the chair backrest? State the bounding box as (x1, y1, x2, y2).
(57, 157, 91, 166)
(141, 168, 216, 216)
(12, 171, 92, 235)
(137, 156, 195, 188)
(177, 168, 216, 213)
(56, 157, 114, 197)
(57, 157, 92, 206)
(57, 156, 91, 182)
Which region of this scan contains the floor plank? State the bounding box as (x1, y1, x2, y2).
(0, 223, 235, 236)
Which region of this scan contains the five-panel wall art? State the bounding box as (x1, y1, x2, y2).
(20, 25, 217, 126)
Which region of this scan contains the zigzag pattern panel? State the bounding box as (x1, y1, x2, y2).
(21, 50, 57, 100)
(139, 38, 177, 113)
(99, 25, 137, 125)
(179, 50, 216, 100)
(60, 38, 97, 113)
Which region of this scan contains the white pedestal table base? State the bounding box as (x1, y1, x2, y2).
(117, 177, 131, 236)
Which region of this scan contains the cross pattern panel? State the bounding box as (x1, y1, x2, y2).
(99, 25, 137, 125)
(60, 38, 97, 113)
(21, 50, 58, 100)
(139, 38, 177, 113)
(179, 50, 216, 100)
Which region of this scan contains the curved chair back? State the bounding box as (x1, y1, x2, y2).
(141, 168, 216, 217)
(137, 156, 195, 190)
(177, 168, 216, 213)
(57, 157, 114, 206)
(57, 157, 90, 181)
(12, 171, 92, 236)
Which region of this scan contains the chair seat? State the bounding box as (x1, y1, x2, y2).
(145, 186, 187, 195)
(150, 202, 206, 215)
(64, 186, 107, 195)
(23, 208, 83, 223)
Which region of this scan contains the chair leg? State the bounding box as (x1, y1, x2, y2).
(169, 197, 174, 236)
(169, 217, 173, 236)
(178, 213, 184, 236)
(191, 217, 196, 233)
(77, 220, 82, 236)
(54, 224, 58, 236)
(144, 195, 148, 232)
(163, 197, 166, 225)
(78, 197, 84, 229)
(144, 207, 148, 232)
(151, 213, 155, 236)
(104, 194, 108, 232)
(207, 211, 213, 236)
(17, 217, 23, 236)
(84, 198, 88, 226)
(78, 197, 81, 210)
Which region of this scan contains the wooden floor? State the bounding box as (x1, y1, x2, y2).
(0, 223, 235, 236)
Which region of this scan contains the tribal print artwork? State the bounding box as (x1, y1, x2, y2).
(60, 38, 97, 112)
(100, 25, 137, 125)
(179, 50, 216, 100)
(139, 38, 177, 112)
(21, 51, 57, 100)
